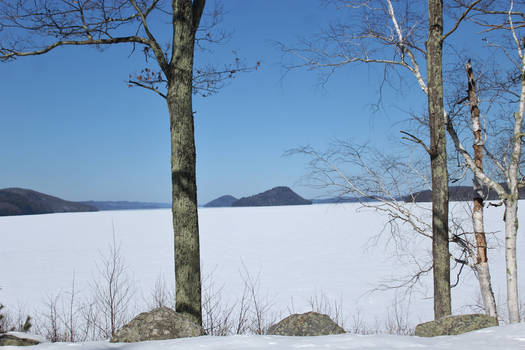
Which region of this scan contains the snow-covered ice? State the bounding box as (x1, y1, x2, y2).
(1, 202, 524, 348)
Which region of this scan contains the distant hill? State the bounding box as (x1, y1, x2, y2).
(404, 184, 525, 202)
(311, 196, 388, 204)
(232, 186, 312, 207)
(0, 188, 98, 216)
(311, 197, 358, 204)
(80, 201, 171, 211)
(203, 195, 238, 208)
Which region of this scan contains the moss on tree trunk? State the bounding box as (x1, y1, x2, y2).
(167, 0, 205, 326)
(427, 0, 451, 319)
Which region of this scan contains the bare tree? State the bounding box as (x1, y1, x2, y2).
(147, 273, 173, 310)
(61, 273, 79, 342)
(446, 0, 524, 323)
(92, 234, 134, 338)
(280, 0, 481, 319)
(0, 0, 255, 326)
(39, 295, 62, 342)
(307, 292, 346, 329)
(201, 270, 234, 336)
(464, 60, 497, 317)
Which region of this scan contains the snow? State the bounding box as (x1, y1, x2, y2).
(6, 323, 525, 350)
(0, 202, 524, 348)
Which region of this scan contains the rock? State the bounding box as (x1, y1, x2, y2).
(267, 311, 345, 336)
(415, 314, 499, 337)
(0, 333, 41, 346)
(110, 307, 205, 343)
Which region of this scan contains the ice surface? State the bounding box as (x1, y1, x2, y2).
(0, 202, 522, 330)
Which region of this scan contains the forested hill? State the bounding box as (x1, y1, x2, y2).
(231, 186, 312, 207)
(80, 201, 171, 210)
(0, 188, 98, 216)
(404, 184, 525, 202)
(203, 195, 238, 208)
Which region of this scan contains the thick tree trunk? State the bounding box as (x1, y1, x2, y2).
(167, 0, 205, 325)
(427, 0, 451, 320)
(466, 61, 497, 317)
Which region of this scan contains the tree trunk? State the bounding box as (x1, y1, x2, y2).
(504, 50, 525, 324)
(505, 107, 522, 324)
(504, 198, 519, 323)
(427, 0, 451, 320)
(168, 0, 204, 325)
(504, 52, 524, 323)
(466, 60, 497, 317)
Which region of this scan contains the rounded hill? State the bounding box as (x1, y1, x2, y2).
(232, 186, 312, 207)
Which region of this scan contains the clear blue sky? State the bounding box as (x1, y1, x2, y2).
(0, 1, 481, 204)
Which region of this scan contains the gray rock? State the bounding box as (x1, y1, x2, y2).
(0, 334, 40, 346)
(267, 311, 345, 336)
(415, 314, 498, 337)
(110, 307, 205, 343)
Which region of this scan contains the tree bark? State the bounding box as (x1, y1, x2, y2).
(504, 105, 523, 324)
(504, 198, 519, 323)
(427, 0, 451, 320)
(168, 0, 205, 325)
(466, 60, 497, 317)
(504, 49, 525, 324)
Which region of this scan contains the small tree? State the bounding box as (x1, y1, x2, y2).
(92, 234, 134, 338)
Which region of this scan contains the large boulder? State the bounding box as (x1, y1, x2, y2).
(415, 314, 498, 337)
(267, 311, 345, 336)
(110, 307, 205, 343)
(0, 333, 42, 346)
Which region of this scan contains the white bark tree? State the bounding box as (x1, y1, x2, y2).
(446, 0, 524, 323)
(464, 60, 498, 317)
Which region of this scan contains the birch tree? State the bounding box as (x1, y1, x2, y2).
(0, 0, 251, 325)
(464, 60, 497, 317)
(281, 0, 480, 320)
(446, 0, 524, 323)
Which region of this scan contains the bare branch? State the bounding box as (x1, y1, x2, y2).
(400, 130, 431, 155)
(442, 0, 482, 42)
(128, 0, 169, 73)
(128, 79, 167, 99)
(1, 36, 150, 61)
(446, 114, 509, 199)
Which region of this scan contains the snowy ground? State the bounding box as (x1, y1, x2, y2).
(5, 323, 525, 350)
(0, 202, 523, 335)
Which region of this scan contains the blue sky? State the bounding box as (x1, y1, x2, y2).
(0, 1, 481, 204)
